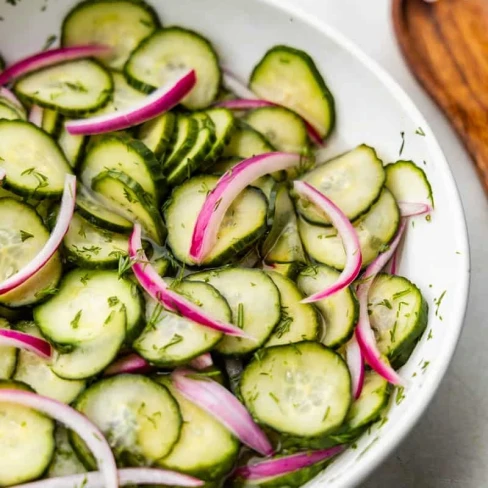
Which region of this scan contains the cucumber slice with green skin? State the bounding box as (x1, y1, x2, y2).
(58, 125, 87, 169)
(125, 27, 221, 109)
(264, 271, 320, 347)
(34, 268, 144, 346)
(164, 175, 268, 266)
(12, 321, 86, 403)
(0, 100, 24, 120)
(134, 280, 229, 367)
(0, 120, 72, 198)
(0, 303, 30, 322)
(385, 160, 434, 206)
(41, 109, 63, 136)
(0, 380, 55, 486)
(81, 133, 164, 204)
(262, 184, 305, 264)
(47, 426, 86, 478)
(63, 212, 128, 269)
(92, 170, 166, 244)
(203, 108, 236, 165)
(162, 115, 198, 172)
(14, 59, 113, 117)
(138, 111, 176, 159)
(51, 306, 126, 380)
(155, 376, 240, 481)
(244, 106, 308, 153)
(223, 124, 274, 159)
(0, 319, 17, 379)
(296, 145, 385, 226)
(187, 268, 281, 355)
(299, 188, 400, 270)
(369, 273, 428, 368)
(250, 45, 335, 139)
(265, 262, 303, 280)
(71, 374, 181, 468)
(0, 198, 62, 308)
(165, 123, 216, 186)
(192, 112, 215, 131)
(76, 184, 133, 234)
(61, 0, 160, 70)
(297, 265, 359, 348)
(241, 342, 352, 437)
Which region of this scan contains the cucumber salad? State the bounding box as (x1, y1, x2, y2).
(0, 1, 434, 487)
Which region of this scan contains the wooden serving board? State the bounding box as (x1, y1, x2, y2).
(392, 0, 488, 195)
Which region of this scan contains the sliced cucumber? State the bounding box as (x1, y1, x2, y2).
(164, 175, 267, 266)
(125, 27, 221, 109)
(0, 120, 72, 198)
(51, 306, 126, 380)
(41, 109, 63, 136)
(297, 265, 358, 348)
(61, 0, 160, 70)
(0, 318, 17, 379)
(165, 120, 216, 186)
(138, 111, 176, 159)
(385, 160, 434, 206)
(369, 273, 428, 368)
(76, 184, 133, 234)
(245, 106, 308, 153)
(250, 45, 335, 138)
(13, 321, 86, 402)
(63, 212, 128, 269)
(0, 198, 62, 308)
(265, 271, 319, 347)
(58, 125, 87, 169)
(203, 108, 235, 164)
(262, 183, 305, 264)
(92, 170, 166, 244)
(296, 145, 385, 226)
(47, 426, 86, 478)
(71, 375, 181, 468)
(0, 380, 55, 486)
(34, 268, 143, 345)
(155, 376, 240, 481)
(223, 123, 274, 159)
(14, 60, 113, 116)
(299, 188, 400, 270)
(187, 267, 281, 355)
(162, 115, 198, 172)
(265, 262, 303, 280)
(241, 342, 351, 437)
(0, 100, 24, 120)
(134, 280, 229, 367)
(81, 133, 163, 203)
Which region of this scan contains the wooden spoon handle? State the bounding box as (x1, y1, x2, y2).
(392, 0, 488, 194)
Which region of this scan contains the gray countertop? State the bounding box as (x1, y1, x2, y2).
(286, 0, 488, 486)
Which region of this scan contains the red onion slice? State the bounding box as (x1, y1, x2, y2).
(130, 225, 251, 339)
(29, 105, 43, 127)
(11, 468, 203, 488)
(0, 329, 51, 359)
(172, 369, 273, 456)
(233, 446, 344, 481)
(190, 152, 302, 263)
(189, 353, 213, 370)
(0, 174, 76, 295)
(398, 201, 432, 217)
(66, 70, 196, 135)
(104, 353, 152, 377)
(293, 181, 362, 302)
(0, 87, 24, 109)
(345, 336, 365, 399)
(0, 389, 117, 488)
(0, 45, 112, 86)
(355, 219, 408, 385)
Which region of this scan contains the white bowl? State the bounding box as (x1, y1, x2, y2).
(0, 0, 470, 486)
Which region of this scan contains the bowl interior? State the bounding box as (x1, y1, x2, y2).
(0, 0, 470, 486)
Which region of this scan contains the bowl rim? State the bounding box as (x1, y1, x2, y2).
(259, 0, 471, 486)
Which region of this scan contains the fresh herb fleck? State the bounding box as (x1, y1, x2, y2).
(19, 230, 34, 242)
(80, 274, 90, 286)
(42, 34, 57, 51)
(399, 131, 405, 156)
(237, 302, 245, 329)
(269, 392, 280, 404)
(433, 290, 446, 317)
(108, 296, 119, 307)
(70, 310, 82, 329)
(415, 127, 426, 136)
(395, 386, 405, 405)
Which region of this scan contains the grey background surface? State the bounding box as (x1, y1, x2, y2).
(286, 1, 488, 487)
